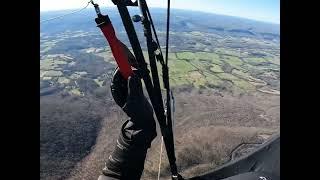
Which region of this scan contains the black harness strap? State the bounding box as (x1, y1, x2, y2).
(137, 0, 179, 177)
(93, 0, 182, 179)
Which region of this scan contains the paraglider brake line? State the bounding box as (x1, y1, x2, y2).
(40, 0, 93, 24)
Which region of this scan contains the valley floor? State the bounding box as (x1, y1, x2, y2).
(66, 90, 279, 180)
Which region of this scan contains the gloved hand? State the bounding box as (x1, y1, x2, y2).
(100, 68, 157, 180)
(110, 68, 154, 127)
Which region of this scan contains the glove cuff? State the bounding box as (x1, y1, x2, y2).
(103, 120, 153, 180)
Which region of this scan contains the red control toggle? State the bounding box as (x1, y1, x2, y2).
(100, 23, 133, 80)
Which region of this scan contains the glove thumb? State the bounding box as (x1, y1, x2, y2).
(127, 75, 143, 100)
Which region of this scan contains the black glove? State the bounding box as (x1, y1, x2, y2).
(101, 68, 157, 180)
(110, 68, 154, 127)
(110, 67, 128, 108)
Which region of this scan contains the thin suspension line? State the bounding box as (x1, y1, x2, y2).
(40, 1, 92, 24)
(165, 0, 171, 66)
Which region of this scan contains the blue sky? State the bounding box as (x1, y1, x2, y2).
(40, 0, 279, 24)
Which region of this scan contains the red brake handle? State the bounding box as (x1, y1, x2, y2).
(100, 23, 133, 80)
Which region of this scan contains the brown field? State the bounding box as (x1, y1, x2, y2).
(62, 89, 279, 180)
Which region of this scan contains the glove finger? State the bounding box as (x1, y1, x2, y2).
(111, 67, 128, 107)
(127, 74, 143, 100)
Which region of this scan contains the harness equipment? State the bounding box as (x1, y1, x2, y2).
(91, 0, 182, 179)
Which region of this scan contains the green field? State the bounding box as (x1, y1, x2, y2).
(204, 73, 224, 87)
(214, 48, 242, 57)
(40, 49, 279, 95)
(233, 79, 256, 91)
(176, 52, 197, 60)
(243, 57, 267, 65)
(210, 64, 224, 73)
(223, 55, 243, 66)
(164, 50, 277, 94)
(231, 69, 251, 80)
(216, 73, 239, 81)
(169, 59, 196, 74)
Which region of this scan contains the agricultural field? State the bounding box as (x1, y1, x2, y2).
(153, 50, 278, 95)
(40, 47, 280, 96)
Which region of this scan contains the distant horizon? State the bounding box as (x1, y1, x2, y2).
(40, 0, 279, 24)
(40, 7, 280, 25)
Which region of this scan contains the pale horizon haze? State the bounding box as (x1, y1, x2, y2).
(40, 0, 280, 24)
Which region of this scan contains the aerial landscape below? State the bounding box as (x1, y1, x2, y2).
(40, 7, 279, 180)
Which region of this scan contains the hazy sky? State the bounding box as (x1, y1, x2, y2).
(40, 0, 280, 24)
